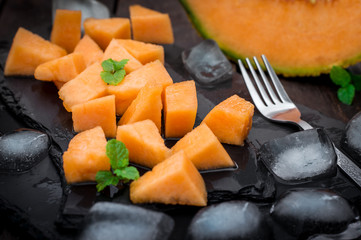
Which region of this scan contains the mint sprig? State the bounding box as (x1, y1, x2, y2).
(100, 59, 129, 86)
(329, 66, 360, 105)
(95, 139, 139, 192)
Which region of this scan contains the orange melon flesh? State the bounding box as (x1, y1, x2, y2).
(63, 126, 110, 183)
(181, 0, 361, 76)
(171, 123, 234, 170)
(164, 80, 197, 138)
(53, 80, 65, 90)
(202, 95, 254, 146)
(50, 9, 81, 53)
(108, 60, 173, 115)
(102, 39, 143, 73)
(130, 151, 207, 206)
(116, 120, 171, 168)
(119, 84, 163, 132)
(116, 39, 164, 65)
(130, 5, 174, 44)
(74, 35, 103, 67)
(58, 62, 108, 112)
(84, 18, 131, 50)
(4, 27, 67, 76)
(72, 95, 117, 138)
(34, 53, 86, 82)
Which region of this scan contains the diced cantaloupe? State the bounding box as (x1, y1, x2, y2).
(102, 39, 143, 73)
(58, 62, 108, 112)
(119, 84, 163, 132)
(202, 95, 254, 146)
(130, 5, 174, 44)
(72, 95, 117, 138)
(171, 123, 234, 170)
(34, 53, 85, 82)
(116, 120, 171, 168)
(84, 18, 131, 50)
(164, 80, 197, 138)
(50, 9, 81, 53)
(116, 39, 164, 64)
(74, 35, 103, 67)
(53, 80, 65, 90)
(130, 150, 207, 206)
(4, 27, 67, 76)
(108, 60, 173, 115)
(63, 126, 110, 183)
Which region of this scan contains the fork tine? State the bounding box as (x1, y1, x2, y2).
(261, 55, 292, 103)
(238, 59, 266, 109)
(253, 56, 281, 104)
(245, 58, 273, 106)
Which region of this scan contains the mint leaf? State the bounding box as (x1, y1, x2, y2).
(95, 170, 119, 192)
(106, 139, 129, 169)
(350, 72, 361, 91)
(101, 59, 115, 72)
(114, 59, 129, 70)
(330, 66, 351, 87)
(337, 84, 355, 105)
(100, 58, 129, 86)
(114, 166, 140, 181)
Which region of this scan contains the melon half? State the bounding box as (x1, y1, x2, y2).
(181, 0, 361, 76)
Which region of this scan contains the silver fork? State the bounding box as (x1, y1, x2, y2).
(238, 55, 361, 188)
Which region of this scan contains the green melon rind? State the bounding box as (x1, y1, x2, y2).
(180, 0, 361, 77)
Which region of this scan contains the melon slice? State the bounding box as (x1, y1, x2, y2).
(130, 5, 174, 44)
(116, 39, 164, 65)
(34, 53, 85, 82)
(72, 95, 117, 138)
(164, 80, 197, 138)
(116, 120, 171, 168)
(58, 62, 108, 112)
(63, 126, 110, 183)
(202, 95, 254, 146)
(84, 18, 131, 50)
(119, 84, 163, 132)
(171, 123, 234, 170)
(74, 35, 103, 67)
(130, 151, 207, 206)
(50, 9, 81, 53)
(181, 0, 361, 76)
(4, 27, 67, 76)
(102, 39, 143, 73)
(108, 60, 173, 115)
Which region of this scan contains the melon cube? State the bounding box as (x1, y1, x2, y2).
(117, 39, 164, 64)
(58, 62, 108, 112)
(63, 126, 110, 183)
(116, 120, 171, 168)
(84, 18, 131, 50)
(119, 84, 163, 132)
(102, 39, 143, 73)
(164, 80, 197, 138)
(108, 60, 173, 115)
(50, 9, 81, 53)
(34, 53, 86, 82)
(72, 95, 117, 138)
(130, 5, 174, 44)
(202, 95, 254, 146)
(74, 35, 103, 67)
(130, 150, 207, 206)
(53, 80, 65, 90)
(171, 124, 234, 170)
(4, 27, 66, 76)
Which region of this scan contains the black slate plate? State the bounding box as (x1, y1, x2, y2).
(1, 42, 361, 240)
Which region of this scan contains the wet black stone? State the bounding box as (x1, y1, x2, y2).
(342, 111, 361, 164)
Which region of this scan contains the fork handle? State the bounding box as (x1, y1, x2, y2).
(298, 119, 361, 188)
